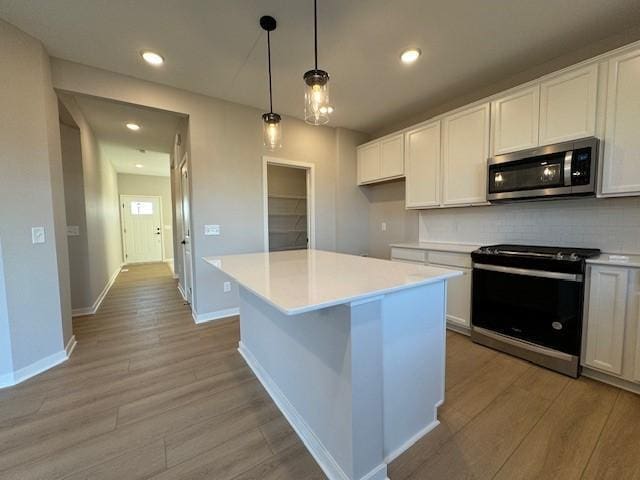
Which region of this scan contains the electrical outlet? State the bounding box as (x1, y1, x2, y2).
(66, 225, 80, 236)
(31, 226, 45, 244)
(381, 222, 387, 232)
(223, 281, 231, 293)
(204, 224, 220, 236)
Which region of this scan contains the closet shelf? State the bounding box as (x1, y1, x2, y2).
(268, 213, 307, 217)
(269, 229, 307, 234)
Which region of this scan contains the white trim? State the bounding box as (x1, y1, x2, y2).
(446, 321, 471, 336)
(120, 194, 165, 264)
(383, 419, 440, 464)
(177, 283, 187, 301)
(65, 335, 77, 357)
(192, 307, 239, 324)
(0, 349, 68, 389)
(72, 264, 122, 317)
(239, 341, 389, 480)
(165, 258, 175, 274)
(262, 156, 316, 252)
(582, 367, 640, 395)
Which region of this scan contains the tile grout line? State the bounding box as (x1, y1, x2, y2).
(578, 389, 621, 480)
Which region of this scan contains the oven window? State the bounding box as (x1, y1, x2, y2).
(489, 152, 566, 194)
(472, 268, 582, 355)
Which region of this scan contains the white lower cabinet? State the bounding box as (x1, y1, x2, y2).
(583, 264, 640, 384)
(390, 247, 472, 331)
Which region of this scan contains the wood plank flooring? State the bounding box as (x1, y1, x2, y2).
(0, 263, 638, 479)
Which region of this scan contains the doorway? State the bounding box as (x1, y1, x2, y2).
(262, 157, 315, 252)
(120, 195, 164, 263)
(179, 153, 194, 305)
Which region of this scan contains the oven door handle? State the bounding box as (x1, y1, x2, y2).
(473, 263, 583, 282)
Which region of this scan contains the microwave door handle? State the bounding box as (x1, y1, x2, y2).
(564, 150, 573, 186)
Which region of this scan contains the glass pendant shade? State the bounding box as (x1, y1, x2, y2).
(304, 69, 330, 125)
(262, 112, 282, 150)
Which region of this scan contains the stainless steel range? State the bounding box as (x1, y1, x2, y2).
(471, 244, 600, 377)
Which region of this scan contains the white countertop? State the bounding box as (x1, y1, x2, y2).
(390, 241, 481, 254)
(587, 253, 640, 269)
(204, 249, 461, 315)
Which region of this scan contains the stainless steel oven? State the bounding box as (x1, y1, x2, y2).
(470, 245, 600, 377)
(487, 137, 598, 202)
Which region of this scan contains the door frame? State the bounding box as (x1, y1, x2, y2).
(262, 156, 316, 252)
(120, 194, 165, 264)
(179, 153, 194, 305)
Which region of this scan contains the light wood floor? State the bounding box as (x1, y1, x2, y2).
(0, 263, 639, 479)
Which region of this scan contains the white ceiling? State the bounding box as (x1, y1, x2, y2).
(69, 95, 182, 177)
(2, 0, 640, 133)
(100, 143, 171, 177)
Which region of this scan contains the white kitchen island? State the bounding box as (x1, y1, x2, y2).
(204, 250, 460, 480)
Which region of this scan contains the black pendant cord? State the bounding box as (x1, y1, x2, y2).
(313, 0, 318, 69)
(267, 30, 273, 114)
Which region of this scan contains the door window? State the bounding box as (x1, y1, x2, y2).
(130, 201, 154, 215)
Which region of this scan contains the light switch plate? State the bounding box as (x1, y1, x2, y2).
(211, 259, 222, 268)
(32, 226, 45, 244)
(66, 225, 80, 236)
(381, 222, 387, 232)
(223, 281, 231, 293)
(204, 224, 220, 236)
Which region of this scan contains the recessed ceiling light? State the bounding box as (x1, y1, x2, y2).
(141, 51, 164, 66)
(400, 48, 421, 64)
(135, 164, 144, 168)
(126, 123, 141, 131)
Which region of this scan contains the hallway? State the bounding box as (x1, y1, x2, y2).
(0, 263, 323, 479)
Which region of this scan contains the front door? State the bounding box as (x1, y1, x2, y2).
(121, 195, 163, 263)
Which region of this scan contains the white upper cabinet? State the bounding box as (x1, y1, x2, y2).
(601, 47, 640, 196)
(491, 85, 540, 155)
(405, 121, 441, 208)
(442, 103, 490, 205)
(357, 133, 404, 185)
(539, 64, 598, 145)
(357, 142, 380, 185)
(380, 134, 404, 179)
(584, 266, 629, 376)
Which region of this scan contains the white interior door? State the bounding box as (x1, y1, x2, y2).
(180, 157, 193, 304)
(121, 195, 163, 263)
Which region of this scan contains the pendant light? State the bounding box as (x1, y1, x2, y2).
(303, 0, 331, 125)
(261, 15, 282, 150)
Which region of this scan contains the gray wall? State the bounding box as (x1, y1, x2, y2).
(118, 173, 174, 261)
(59, 95, 123, 312)
(52, 59, 369, 317)
(335, 128, 371, 256)
(60, 121, 91, 310)
(0, 19, 69, 371)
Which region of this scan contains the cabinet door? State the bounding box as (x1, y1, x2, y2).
(601, 48, 640, 195)
(443, 267, 471, 329)
(405, 121, 441, 208)
(357, 142, 380, 185)
(380, 134, 404, 179)
(584, 266, 629, 375)
(491, 85, 540, 155)
(539, 64, 598, 145)
(442, 103, 490, 205)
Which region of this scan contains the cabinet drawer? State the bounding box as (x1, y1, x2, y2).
(390, 248, 426, 263)
(427, 251, 472, 269)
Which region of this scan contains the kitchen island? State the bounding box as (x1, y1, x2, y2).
(204, 250, 460, 480)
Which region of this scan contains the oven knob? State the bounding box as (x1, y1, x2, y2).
(552, 322, 563, 331)
(569, 253, 579, 261)
(555, 252, 564, 260)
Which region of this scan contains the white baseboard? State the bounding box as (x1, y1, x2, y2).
(65, 335, 77, 357)
(0, 334, 78, 390)
(192, 307, 239, 324)
(446, 321, 471, 336)
(384, 418, 439, 464)
(72, 264, 123, 317)
(177, 283, 187, 301)
(0, 349, 68, 389)
(165, 258, 175, 274)
(582, 367, 640, 395)
(239, 341, 388, 480)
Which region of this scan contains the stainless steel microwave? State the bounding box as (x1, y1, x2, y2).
(487, 137, 598, 202)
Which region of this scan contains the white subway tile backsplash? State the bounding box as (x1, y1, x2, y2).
(419, 197, 640, 253)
